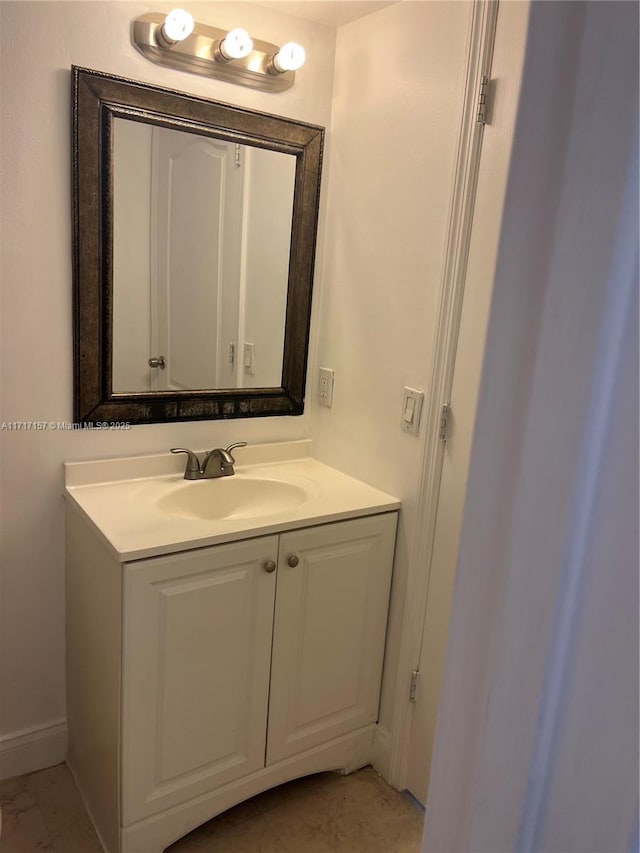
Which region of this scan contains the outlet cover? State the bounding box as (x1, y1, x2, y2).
(319, 367, 334, 407)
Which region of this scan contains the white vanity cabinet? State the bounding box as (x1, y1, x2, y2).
(122, 536, 279, 824)
(66, 501, 397, 853)
(267, 520, 396, 764)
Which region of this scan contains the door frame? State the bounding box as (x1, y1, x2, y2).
(383, 0, 500, 790)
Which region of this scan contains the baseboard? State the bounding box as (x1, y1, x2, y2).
(371, 725, 393, 783)
(0, 718, 67, 781)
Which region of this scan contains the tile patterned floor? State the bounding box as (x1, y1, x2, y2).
(0, 764, 424, 853)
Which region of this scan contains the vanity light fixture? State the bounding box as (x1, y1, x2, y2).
(132, 10, 306, 92)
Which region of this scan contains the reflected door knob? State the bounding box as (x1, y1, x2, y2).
(148, 356, 166, 369)
(263, 560, 276, 574)
(287, 555, 299, 568)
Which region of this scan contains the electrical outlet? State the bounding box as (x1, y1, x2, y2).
(319, 367, 334, 407)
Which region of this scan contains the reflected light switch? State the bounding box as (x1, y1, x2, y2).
(401, 387, 423, 435)
(244, 343, 255, 375)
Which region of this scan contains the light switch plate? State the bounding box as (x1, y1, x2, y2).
(401, 386, 423, 434)
(243, 343, 255, 375)
(319, 367, 334, 407)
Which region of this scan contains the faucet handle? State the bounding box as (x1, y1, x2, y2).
(170, 448, 201, 476)
(224, 442, 247, 460)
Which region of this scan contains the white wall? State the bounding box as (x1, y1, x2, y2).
(0, 0, 335, 774)
(310, 0, 473, 739)
(0, 0, 490, 783)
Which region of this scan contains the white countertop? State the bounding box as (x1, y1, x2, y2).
(64, 442, 400, 562)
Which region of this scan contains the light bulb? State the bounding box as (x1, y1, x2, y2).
(159, 8, 194, 44)
(218, 28, 253, 60)
(272, 42, 306, 73)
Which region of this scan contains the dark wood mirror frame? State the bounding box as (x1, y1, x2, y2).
(72, 66, 324, 425)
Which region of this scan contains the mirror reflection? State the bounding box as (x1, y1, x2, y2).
(112, 118, 296, 393)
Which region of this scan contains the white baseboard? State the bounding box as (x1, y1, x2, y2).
(371, 725, 393, 784)
(0, 718, 67, 781)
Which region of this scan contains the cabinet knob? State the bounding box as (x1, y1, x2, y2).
(263, 560, 276, 574)
(287, 555, 299, 568)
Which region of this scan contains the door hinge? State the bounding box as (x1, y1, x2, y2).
(235, 143, 241, 167)
(409, 669, 419, 703)
(439, 403, 451, 442)
(477, 74, 490, 125)
(229, 341, 236, 366)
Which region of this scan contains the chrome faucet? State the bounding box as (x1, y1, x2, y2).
(171, 442, 247, 480)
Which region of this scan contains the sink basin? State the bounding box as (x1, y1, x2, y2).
(156, 476, 309, 521)
(65, 448, 401, 560)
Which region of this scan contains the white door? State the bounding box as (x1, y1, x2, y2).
(121, 536, 277, 825)
(150, 128, 244, 390)
(267, 514, 397, 765)
(423, 1, 639, 846)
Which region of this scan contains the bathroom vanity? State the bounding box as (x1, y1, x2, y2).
(64, 441, 399, 853)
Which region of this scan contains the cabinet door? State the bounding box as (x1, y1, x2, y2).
(267, 513, 397, 765)
(122, 536, 278, 824)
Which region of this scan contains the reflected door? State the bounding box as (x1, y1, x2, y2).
(150, 129, 244, 390)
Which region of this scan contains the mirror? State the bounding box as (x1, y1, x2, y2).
(112, 120, 296, 393)
(72, 66, 324, 424)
